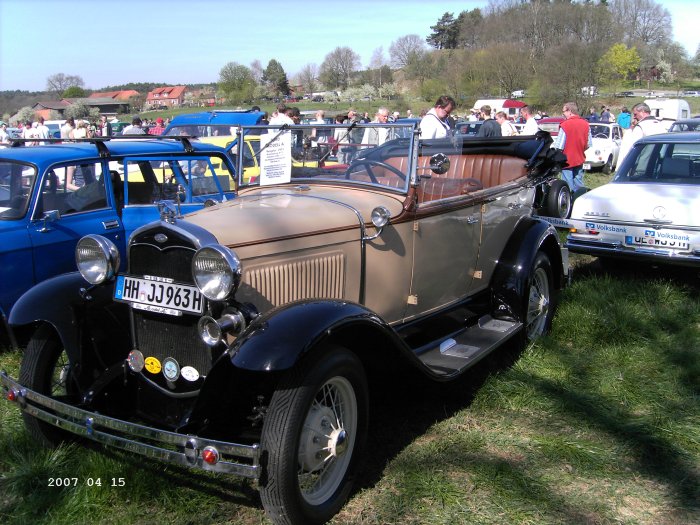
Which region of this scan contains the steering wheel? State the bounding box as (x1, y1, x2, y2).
(461, 178, 483, 193)
(593, 133, 608, 139)
(345, 159, 406, 184)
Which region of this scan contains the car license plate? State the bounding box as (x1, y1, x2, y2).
(624, 235, 690, 250)
(114, 275, 204, 316)
(582, 163, 591, 170)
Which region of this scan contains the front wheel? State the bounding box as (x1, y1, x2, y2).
(260, 346, 368, 525)
(525, 252, 555, 341)
(602, 156, 613, 175)
(18, 324, 78, 447)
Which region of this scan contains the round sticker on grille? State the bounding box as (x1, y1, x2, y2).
(163, 358, 180, 382)
(181, 366, 200, 382)
(144, 356, 162, 374)
(127, 350, 145, 372)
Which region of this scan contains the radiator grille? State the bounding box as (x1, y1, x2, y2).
(129, 244, 195, 283)
(127, 237, 208, 392)
(244, 253, 345, 306)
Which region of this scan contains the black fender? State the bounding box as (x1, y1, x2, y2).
(189, 299, 407, 431)
(229, 299, 396, 372)
(491, 216, 564, 323)
(8, 271, 129, 363)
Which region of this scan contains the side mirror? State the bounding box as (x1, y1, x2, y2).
(38, 209, 61, 232)
(430, 153, 451, 175)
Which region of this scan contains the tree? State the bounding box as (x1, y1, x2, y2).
(218, 62, 256, 105)
(297, 64, 318, 94)
(455, 8, 484, 50)
(389, 35, 427, 69)
(62, 86, 87, 98)
(598, 43, 640, 94)
(64, 101, 99, 120)
(319, 47, 360, 90)
(427, 12, 458, 49)
(261, 59, 290, 96)
(15, 106, 36, 124)
(609, 0, 671, 48)
(46, 73, 84, 96)
(250, 60, 264, 84)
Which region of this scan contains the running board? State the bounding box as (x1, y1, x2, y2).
(416, 315, 521, 377)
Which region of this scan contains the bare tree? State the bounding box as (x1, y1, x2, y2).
(297, 64, 318, 94)
(250, 60, 264, 84)
(609, 0, 672, 47)
(318, 47, 360, 90)
(389, 35, 427, 69)
(46, 73, 84, 96)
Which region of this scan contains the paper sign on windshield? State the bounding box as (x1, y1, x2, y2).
(260, 131, 292, 185)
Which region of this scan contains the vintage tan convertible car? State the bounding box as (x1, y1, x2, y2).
(2, 122, 568, 525)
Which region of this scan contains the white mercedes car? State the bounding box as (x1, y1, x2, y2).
(567, 132, 700, 267)
(583, 122, 622, 174)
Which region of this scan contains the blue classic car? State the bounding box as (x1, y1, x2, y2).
(0, 137, 238, 338)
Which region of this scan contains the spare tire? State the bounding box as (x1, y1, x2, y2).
(544, 179, 572, 219)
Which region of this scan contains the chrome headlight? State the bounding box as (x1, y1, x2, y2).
(192, 244, 242, 301)
(75, 235, 120, 285)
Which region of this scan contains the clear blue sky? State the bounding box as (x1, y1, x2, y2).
(0, 0, 696, 92)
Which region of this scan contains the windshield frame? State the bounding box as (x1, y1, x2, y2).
(0, 160, 39, 221)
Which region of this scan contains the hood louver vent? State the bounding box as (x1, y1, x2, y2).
(244, 253, 345, 306)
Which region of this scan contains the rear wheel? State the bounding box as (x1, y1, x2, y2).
(18, 324, 77, 446)
(544, 179, 572, 219)
(260, 346, 368, 525)
(525, 252, 554, 341)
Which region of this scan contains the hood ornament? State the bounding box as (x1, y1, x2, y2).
(158, 185, 186, 224)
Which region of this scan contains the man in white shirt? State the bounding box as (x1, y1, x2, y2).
(419, 95, 456, 139)
(617, 102, 668, 167)
(520, 105, 540, 135)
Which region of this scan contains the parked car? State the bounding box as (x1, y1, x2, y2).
(617, 91, 635, 98)
(682, 90, 700, 98)
(566, 132, 700, 267)
(455, 120, 483, 135)
(2, 123, 568, 525)
(583, 122, 623, 174)
(668, 118, 700, 132)
(537, 116, 565, 137)
(163, 109, 264, 138)
(0, 136, 238, 339)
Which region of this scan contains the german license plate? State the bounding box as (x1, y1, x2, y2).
(114, 275, 204, 316)
(624, 235, 689, 250)
(582, 163, 592, 170)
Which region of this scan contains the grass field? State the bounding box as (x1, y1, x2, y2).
(1, 173, 698, 525)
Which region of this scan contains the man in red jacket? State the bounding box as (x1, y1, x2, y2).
(553, 101, 592, 193)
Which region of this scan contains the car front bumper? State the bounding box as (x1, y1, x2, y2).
(1, 370, 261, 478)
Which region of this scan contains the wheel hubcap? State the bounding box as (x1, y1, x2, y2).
(527, 267, 550, 339)
(297, 376, 358, 505)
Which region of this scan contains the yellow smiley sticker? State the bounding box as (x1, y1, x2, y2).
(144, 356, 162, 374)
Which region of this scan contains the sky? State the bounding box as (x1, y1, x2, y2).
(0, 0, 697, 92)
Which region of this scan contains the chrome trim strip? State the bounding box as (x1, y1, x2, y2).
(1, 371, 260, 478)
(566, 240, 700, 263)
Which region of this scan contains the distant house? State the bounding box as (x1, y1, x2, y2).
(31, 100, 70, 120)
(89, 90, 140, 101)
(146, 86, 187, 109)
(62, 97, 130, 116)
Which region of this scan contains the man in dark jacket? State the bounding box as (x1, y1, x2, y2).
(476, 105, 502, 137)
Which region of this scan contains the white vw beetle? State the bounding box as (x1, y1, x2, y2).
(567, 132, 700, 267)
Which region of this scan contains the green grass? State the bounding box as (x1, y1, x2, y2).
(2, 265, 699, 524)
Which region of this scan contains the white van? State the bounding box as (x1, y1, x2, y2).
(643, 98, 691, 124)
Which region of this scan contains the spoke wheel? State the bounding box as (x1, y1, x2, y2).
(260, 346, 368, 525)
(19, 324, 78, 446)
(525, 253, 554, 341)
